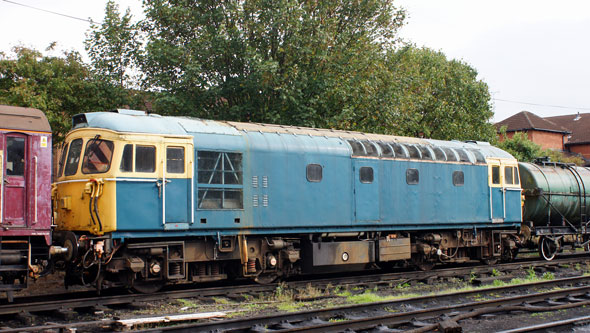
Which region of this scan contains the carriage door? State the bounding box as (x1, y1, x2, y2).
(488, 159, 504, 223)
(3, 135, 27, 226)
(161, 142, 193, 230)
(354, 160, 380, 222)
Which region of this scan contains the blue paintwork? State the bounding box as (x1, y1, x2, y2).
(78, 112, 523, 239)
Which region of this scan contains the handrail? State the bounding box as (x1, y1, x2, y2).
(33, 156, 37, 224)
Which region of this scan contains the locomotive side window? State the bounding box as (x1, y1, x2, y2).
(359, 167, 374, 183)
(442, 148, 458, 161)
(64, 138, 83, 176)
(407, 145, 421, 159)
(57, 142, 69, 177)
(166, 147, 185, 173)
(120, 144, 133, 172)
(492, 165, 500, 184)
(377, 142, 394, 158)
(417, 145, 433, 160)
(82, 139, 114, 174)
(513, 167, 520, 185)
(136, 145, 156, 173)
(406, 168, 419, 185)
(197, 151, 243, 209)
(504, 166, 514, 185)
(432, 147, 446, 161)
(6, 137, 25, 176)
(392, 143, 408, 158)
(306, 164, 323, 182)
(453, 171, 464, 186)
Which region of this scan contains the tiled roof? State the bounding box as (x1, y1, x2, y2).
(495, 111, 569, 134)
(546, 113, 590, 144)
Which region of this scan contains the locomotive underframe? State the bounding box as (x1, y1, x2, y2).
(55, 227, 519, 291)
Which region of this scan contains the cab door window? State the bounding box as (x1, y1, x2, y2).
(491, 165, 500, 185)
(166, 147, 185, 173)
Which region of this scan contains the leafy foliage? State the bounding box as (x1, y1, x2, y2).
(0, 47, 145, 141)
(85, 0, 141, 88)
(139, 0, 406, 126)
(385, 47, 496, 141)
(496, 130, 543, 162)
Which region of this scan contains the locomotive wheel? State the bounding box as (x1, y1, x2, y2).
(254, 273, 279, 284)
(539, 236, 559, 261)
(415, 262, 435, 271)
(132, 280, 164, 294)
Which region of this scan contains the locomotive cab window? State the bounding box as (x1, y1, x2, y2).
(64, 138, 83, 176)
(306, 164, 323, 182)
(514, 167, 520, 185)
(359, 167, 374, 183)
(82, 139, 114, 174)
(491, 165, 500, 185)
(504, 166, 514, 185)
(136, 145, 156, 173)
(57, 142, 69, 177)
(120, 144, 133, 172)
(166, 146, 185, 173)
(406, 168, 419, 185)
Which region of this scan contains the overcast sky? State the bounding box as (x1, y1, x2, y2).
(1, 0, 589, 123)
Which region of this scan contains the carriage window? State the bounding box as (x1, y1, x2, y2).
(136, 145, 156, 173)
(453, 171, 464, 186)
(504, 166, 514, 185)
(82, 139, 114, 174)
(406, 168, 419, 185)
(64, 139, 83, 176)
(6, 137, 25, 176)
(57, 142, 69, 177)
(167, 147, 185, 173)
(306, 164, 323, 182)
(492, 165, 500, 185)
(120, 144, 133, 172)
(360, 167, 374, 183)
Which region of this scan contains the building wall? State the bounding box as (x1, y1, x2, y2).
(567, 144, 590, 159)
(498, 130, 565, 150)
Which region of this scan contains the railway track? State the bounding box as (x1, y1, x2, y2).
(0, 254, 589, 331)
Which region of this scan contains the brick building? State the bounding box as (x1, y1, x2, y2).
(496, 111, 590, 160)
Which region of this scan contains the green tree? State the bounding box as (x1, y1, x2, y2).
(0, 47, 145, 141)
(495, 130, 543, 162)
(140, 0, 406, 129)
(385, 46, 496, 141)
(85, 0, 141, 88)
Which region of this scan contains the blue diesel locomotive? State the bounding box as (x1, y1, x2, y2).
(52, 110, 522, 291)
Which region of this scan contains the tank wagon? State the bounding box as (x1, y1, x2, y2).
(52, 110, 523, 291)
(0, 105, 54, 301)
(519, 159, 590, 260)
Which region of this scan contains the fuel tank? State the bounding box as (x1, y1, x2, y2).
(519, 161, 590, 226)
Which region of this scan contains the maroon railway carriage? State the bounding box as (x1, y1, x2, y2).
(0, 105, 52, 300)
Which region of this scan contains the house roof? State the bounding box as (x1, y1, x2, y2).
(495, 111, 569, 134)
(546, 113, 590, 144)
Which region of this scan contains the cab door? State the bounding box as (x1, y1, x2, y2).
(161, 141, 193, 230)
(488, 159, 504, 222)
(3, 135, 27, 227)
